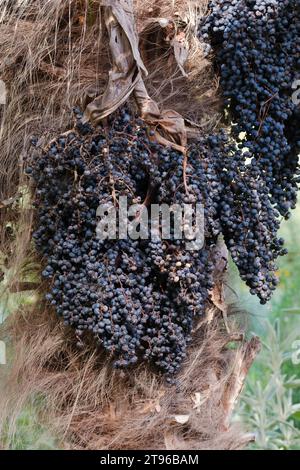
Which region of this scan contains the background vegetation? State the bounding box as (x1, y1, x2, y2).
(234, 207, 300, 450)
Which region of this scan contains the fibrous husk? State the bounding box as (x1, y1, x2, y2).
(0, 301, 258, 450)
(0, 0, 219, 203)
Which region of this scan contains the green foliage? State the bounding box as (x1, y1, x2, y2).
(2, 405, 60, 450)
(237, 319, 300, 450)
(235, 207, 300, 450)
(0, 250, 38, 323)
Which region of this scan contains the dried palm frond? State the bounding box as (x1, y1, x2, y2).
(0, 0, 218, 203)
(0, 302, 258, 450)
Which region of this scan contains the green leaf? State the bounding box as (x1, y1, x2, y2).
(291, 411, 300, 421)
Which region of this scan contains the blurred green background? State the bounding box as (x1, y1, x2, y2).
(233, 207, 300, 450)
